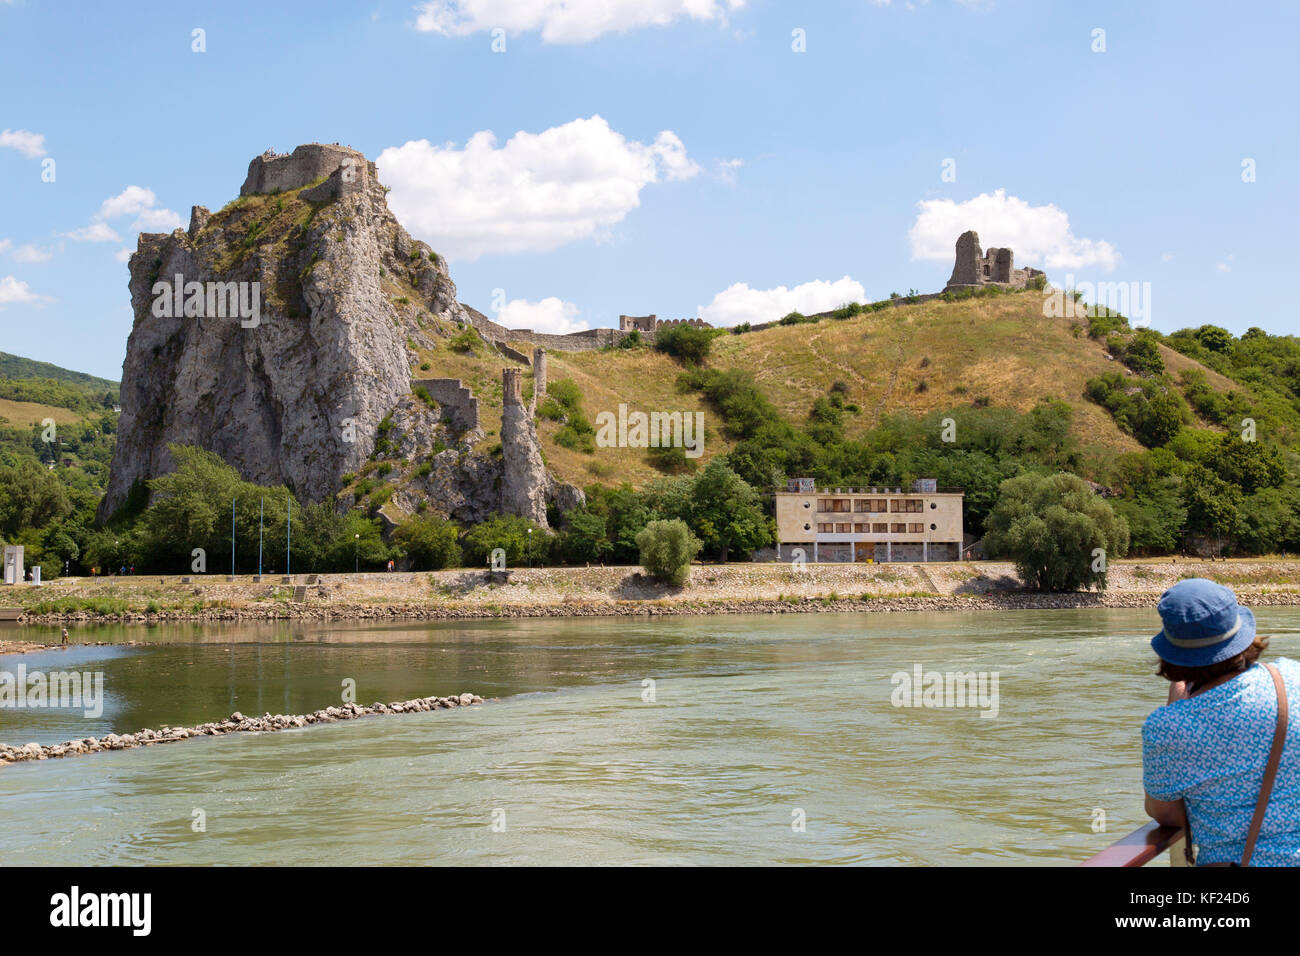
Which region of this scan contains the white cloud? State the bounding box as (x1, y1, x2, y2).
(1161, 252, 1174, 262)
(378, 116, 700, 260)
(698, 276, 867, 327)
(64, 222, 121, 243)
(114, 248, 134, 263)
(0, 239, 9, 255)
(12, 244, 52, 263)
(0, 128, 46, 159)
(909, 189, 1119, 271)
(97, 185, 184, 232)
(1216, 254, 1234, 273)
(97, 185, 159, 220)
(414, 0, 745, 44)
(64, 185, 182, 245)
(0, 275, 41, 306)
(717, 158, 744, 185)
(498, 297, 587, 335)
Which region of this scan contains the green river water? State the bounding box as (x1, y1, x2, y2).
(2, 608, 1297, 865)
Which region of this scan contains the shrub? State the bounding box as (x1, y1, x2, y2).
(448, 326, 480, 354)
(636, 519, 701, 586)
(655, 324, 719, 365)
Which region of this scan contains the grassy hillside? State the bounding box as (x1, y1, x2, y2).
(0, 398, 85, 428)
(0, 351, 118, 395)
(406, 291, 1266, 491)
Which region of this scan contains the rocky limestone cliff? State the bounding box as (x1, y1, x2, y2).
(100, 143, 578, 529)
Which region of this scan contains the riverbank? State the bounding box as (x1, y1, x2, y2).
(0, 693, 486, 766)
(3, 559, 1297, 632)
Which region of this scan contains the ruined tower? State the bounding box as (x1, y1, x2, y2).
(499, 367, 550, 527)
(532, 347, 548, 412)
(944, 230, 1045, 292)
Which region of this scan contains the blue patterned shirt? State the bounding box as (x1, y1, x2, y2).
(1143, 657, 1300, 867)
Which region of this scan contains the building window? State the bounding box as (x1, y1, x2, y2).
(817, 523, 834, 533)
(872, 522, 887, 533)
(891, 523, 905, 533)
(930, 523, 937, 531)
(835, 523, 851, 533)
(854, 500, 870, 512)
(930, 502, 937, 509)
(803, 524, 811, 531)
(853, 523, 868, 533)
(803, 501, 811, 509)
(890, 500, 923, 513)
(908, 523, 923, 533)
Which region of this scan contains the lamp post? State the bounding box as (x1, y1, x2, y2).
(354, 533, 360, 574)
(527, 527, 532, 569)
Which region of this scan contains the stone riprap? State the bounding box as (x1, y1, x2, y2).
(0, 693, 486, 766)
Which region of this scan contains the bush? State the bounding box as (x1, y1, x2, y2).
(655, 325, 719, 365)
(635, 519, 701, 586)
(448, 326, 480, 354)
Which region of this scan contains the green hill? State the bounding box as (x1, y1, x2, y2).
(0, 351, 119, 396)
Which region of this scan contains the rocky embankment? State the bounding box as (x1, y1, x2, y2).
(0, 693, 485, 767)
(6, 560, 1299, 628)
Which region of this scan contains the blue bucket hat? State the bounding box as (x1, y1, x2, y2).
(1151, 578, 1256, 667)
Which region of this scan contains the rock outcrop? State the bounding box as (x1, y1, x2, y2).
(99, 143, 580, 527)
(500, 368, 550, 526)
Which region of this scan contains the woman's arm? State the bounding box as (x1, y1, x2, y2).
(1145, 793, 1188, 828)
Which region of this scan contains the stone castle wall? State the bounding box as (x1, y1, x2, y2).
(240, 144, 376, 197)
(411, 378, 480, 433)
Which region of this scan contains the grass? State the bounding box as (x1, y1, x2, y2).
(0, 398, 85, 428)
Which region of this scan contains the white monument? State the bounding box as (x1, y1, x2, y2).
(2, 545, 23, 585)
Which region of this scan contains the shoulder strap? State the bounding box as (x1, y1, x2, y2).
(1241, 663, 1288, 867)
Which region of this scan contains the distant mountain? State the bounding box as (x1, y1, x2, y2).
(0, 351, 119, 394)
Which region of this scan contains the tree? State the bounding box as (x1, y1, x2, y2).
(984, 472, 1129, 591)
(686, 460, 772, 562)
(462, 514, 549, 567)
(392, 514, 462, 570)
(559, 505, 613, 564)
(636, 519, 701, 586)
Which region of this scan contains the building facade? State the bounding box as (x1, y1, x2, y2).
(773, 478, 964, 563)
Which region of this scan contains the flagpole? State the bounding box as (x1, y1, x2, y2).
(287, 495, 292, 577)
(230, 496, 236, 577)
(258, 497, 264, 577)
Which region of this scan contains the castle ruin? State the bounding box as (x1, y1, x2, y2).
(944, 230, 1044, 292)
(240, 144, 379, 203)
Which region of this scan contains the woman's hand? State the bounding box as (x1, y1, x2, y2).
(1167, 680, 1192, 704)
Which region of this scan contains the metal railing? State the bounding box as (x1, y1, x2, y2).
(1080, 821, 1189, 867)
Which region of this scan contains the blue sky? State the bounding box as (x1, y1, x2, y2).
(1, 0, 1296, 380)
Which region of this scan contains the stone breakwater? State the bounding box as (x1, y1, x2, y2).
(0, 693, 485, 767)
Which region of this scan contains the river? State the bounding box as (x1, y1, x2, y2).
(2, 608, 1297, 865)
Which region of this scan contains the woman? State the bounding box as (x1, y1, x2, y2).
(1143, 578, 1300, 866)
